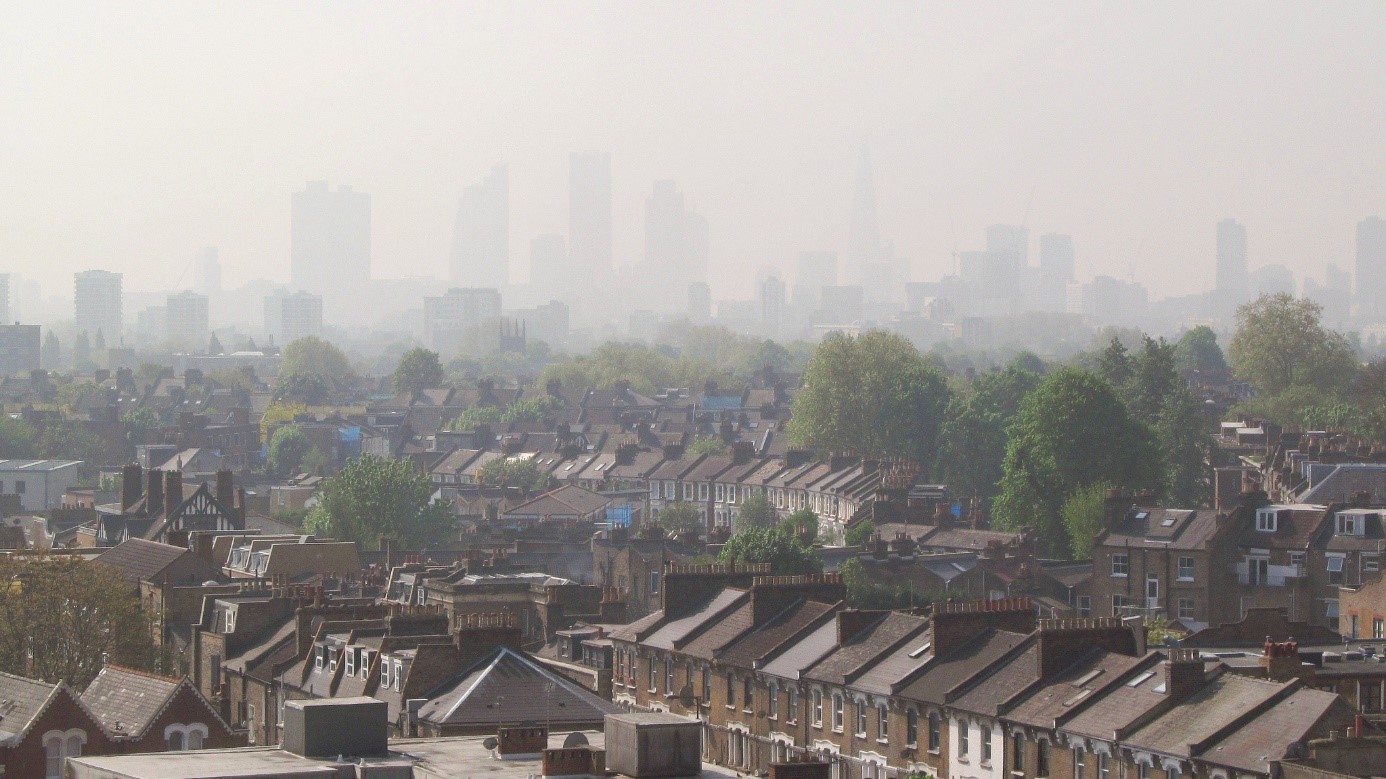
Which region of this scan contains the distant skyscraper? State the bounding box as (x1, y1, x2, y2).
(644, 181, 708, 303)
(165, 291, 209, 351)
(0, 274, 9, 323)
(264, 291, 324, 346)
(528, 234, 568, 301)
(760, 275, 786, 336)
(794, 251, 838, 308)
(1357, 216, 1386, 320)
(848, 148, 901, 305)
(1216, 218, 1249, 298)
(194, 247, 222, 296)
(687, 282, 712, 324)
(0, 324, 39, 377)
(74, 270, 122, 344)
(569, 152, 612, 288)
(985, 224, 1028, 306)
(291, 181, 371, 317)
(450, 164, 510, 288)
(1038, 233, 1075, 313)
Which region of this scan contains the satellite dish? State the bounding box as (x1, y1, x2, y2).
(563, 732, 589, 748)
(483, 737, 499, 751)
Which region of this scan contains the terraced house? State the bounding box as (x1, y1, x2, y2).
(613, 564, 1362, 779)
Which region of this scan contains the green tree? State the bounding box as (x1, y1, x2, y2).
(938, 366, 1041, 500)
(279, 336, 352, 380)
(37, 421, 108, 464)
(993, 368, 1159, 557)
(736, 493, 777, 531)
(302, 446, 331, 476)
(273, 372, 329, 405)
(845, 521, 876, 547)
(72, 331, 92, 370)
(778, 508, 819, 545)
(501, 396, 556, 424)
(687, 437, 728, 456)
(267, 426, 312, 476)
(121, 407, 160, 451)
(448, 406, 503, 432)
(788, 331, 951, 467)
(0, 555, 157, 688)
(1095, 338, 1133, 388)
(1062, 481, 1111, 559)
(655, 502, 703, 538)
(0, 417, 37, 458)
(93, 329, 106, 351)
(41, 331, 60, 369)
(1174, 326, 1228, 379)
(304, 455, 451, 550)
(717, 526, 822, 575)
(394, 347, 445, 395)
(476, 457, 550, 490)
(838, 558, 938, 610)
(1157, 390, 1210, 506)
(1126, 337, 1181, 425)
(1228, 294, 1358, 397)
(208, 332, 224, 355)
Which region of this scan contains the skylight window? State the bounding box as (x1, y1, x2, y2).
(908, 642, 931, 658)
(1073, 669, 1104, 687)
(1161, 517, 1177, 527)
(1126, 671, 1156, 687)
(1135, 512, 1149, 520)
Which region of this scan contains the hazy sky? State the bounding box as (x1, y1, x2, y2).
(3, 2, 1383, 301)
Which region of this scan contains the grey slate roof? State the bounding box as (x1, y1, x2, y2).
(93, 538, 191, 585)
(80, 666, 182, 738)
(0, 671, 62, 745)
(417, 647, 621, 728)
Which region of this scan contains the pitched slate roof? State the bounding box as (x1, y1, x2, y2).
(716, 599, 840, 669)
(1123, 674, 1291, 758)
(0, 671, 63, 745)
(505, 485, 611, 517)
(1201, 687, 1347, 774)
(1002, 649, 1148, 729)
(93, 538, 191, 585)
(1298, 464, 1386, 505)
(80, 666, 183, 738)
(642, 589, 747, 651)
(760, 618, 841, 682)
(804, 612, 929, 686)
(896, 629, 1029, 704)
(416, 647, 621, 728)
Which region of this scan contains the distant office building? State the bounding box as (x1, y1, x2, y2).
(984, 224, 1028, 304)
(0, 324, 40, 376)
(1216, 218, 1249, 298)
(1357, 216, 1386, 320)
(166, 291, 210, 351)
(509, 300, 570, 347)
(136, 306, 167, 348)
(644, 181, 708, 303)
(847, 149, 885, 274)
(0, 274, 9, 323)
(264, 291, 324, 346)
(794, 251, 839, 308)
(450, 164, 509, 288)
(9, 275, 38, 323)
(1076, 276, 1149, 326)
(760, 275, 786, 336)
(424, 288, 502, 354)
(1252, 264, 1296, 298)
(629, 309, 659, 343)
(687, 282, 712, 324)
(528, 234, 568, 301)
(194, 247, 222, 296)
(1304, 264, 1352, 324)
(1034, 233, 1075, 313)
(74, 270, 122, 344)
(821, 285, 865, 324)
(291, 181, 371, 316)
(570, 152, 613, 290)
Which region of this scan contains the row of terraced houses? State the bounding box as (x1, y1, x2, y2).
(608, 564, 1359, 779)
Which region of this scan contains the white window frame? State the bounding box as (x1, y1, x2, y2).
(1111, 553, 1129, 578)
(1256, 508, 1278, 532)
(1177, 557, 1195, 581)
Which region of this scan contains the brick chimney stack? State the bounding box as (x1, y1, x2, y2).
(164, 470, 182, 518)
(120, 463, 143, 513)
(931, 598, 1036, 658)
(146, 469, 164, 517)
(1163, 648, 1207, 701)
(216, 469, 235, 510)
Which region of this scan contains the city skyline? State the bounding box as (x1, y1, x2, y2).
(2, 4, 1383, 301)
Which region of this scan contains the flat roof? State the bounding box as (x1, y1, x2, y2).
(69, 730, 743, 779)
(0, 459, 82, 471)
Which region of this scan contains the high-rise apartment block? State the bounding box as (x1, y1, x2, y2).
(450, 165, 509, 288)
(0, 274, 9, 323)
(166, 291, 210, 351)
(1037, 233, 1075, 313)
(1216, 218, 1249, 298)
(759, 275, 786, 336)
(423, 288, 502, 354)
(74, 270, 122, 343)
(687, 282, 712, 324)
(291, 181, 371, 317)
(794, 251, 839, 308)
(0, 324, 39, 377)
(644, 181, 708, 304)
(1357, 216, 1386, 320)
(569, 152, 612, 291)
(264, 291, 324, 346)
(194, 247, 222, 296)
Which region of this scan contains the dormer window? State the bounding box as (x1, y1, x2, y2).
(381, 656, 391, 687)
(1337, 512, 1372, 537)
(345, 648, 356, 676)
(314, 646, 324, 671)
(1256, 508, 1279, 532)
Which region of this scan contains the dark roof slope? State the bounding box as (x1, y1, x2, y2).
(416, 647, 621, 728)
(80, 666, 182, 738)
(93, 539, 191, 585)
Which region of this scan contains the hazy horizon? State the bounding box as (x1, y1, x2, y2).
(3, 2, 1384, 301)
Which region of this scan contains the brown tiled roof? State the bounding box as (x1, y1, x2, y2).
(1234, 507, 1329, 550)
(1201, 687, 1348, 774)
(1002, 649, 1148, 728)
(1098, 508, 1225, 551)
(804, 612, 929, 686)
(679, 601, 755, 660)
(716, 599, 840, 669)
(896, 629, 1028, 704)
(93, 538, 190, 585)
(80, 666, 181, 738)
